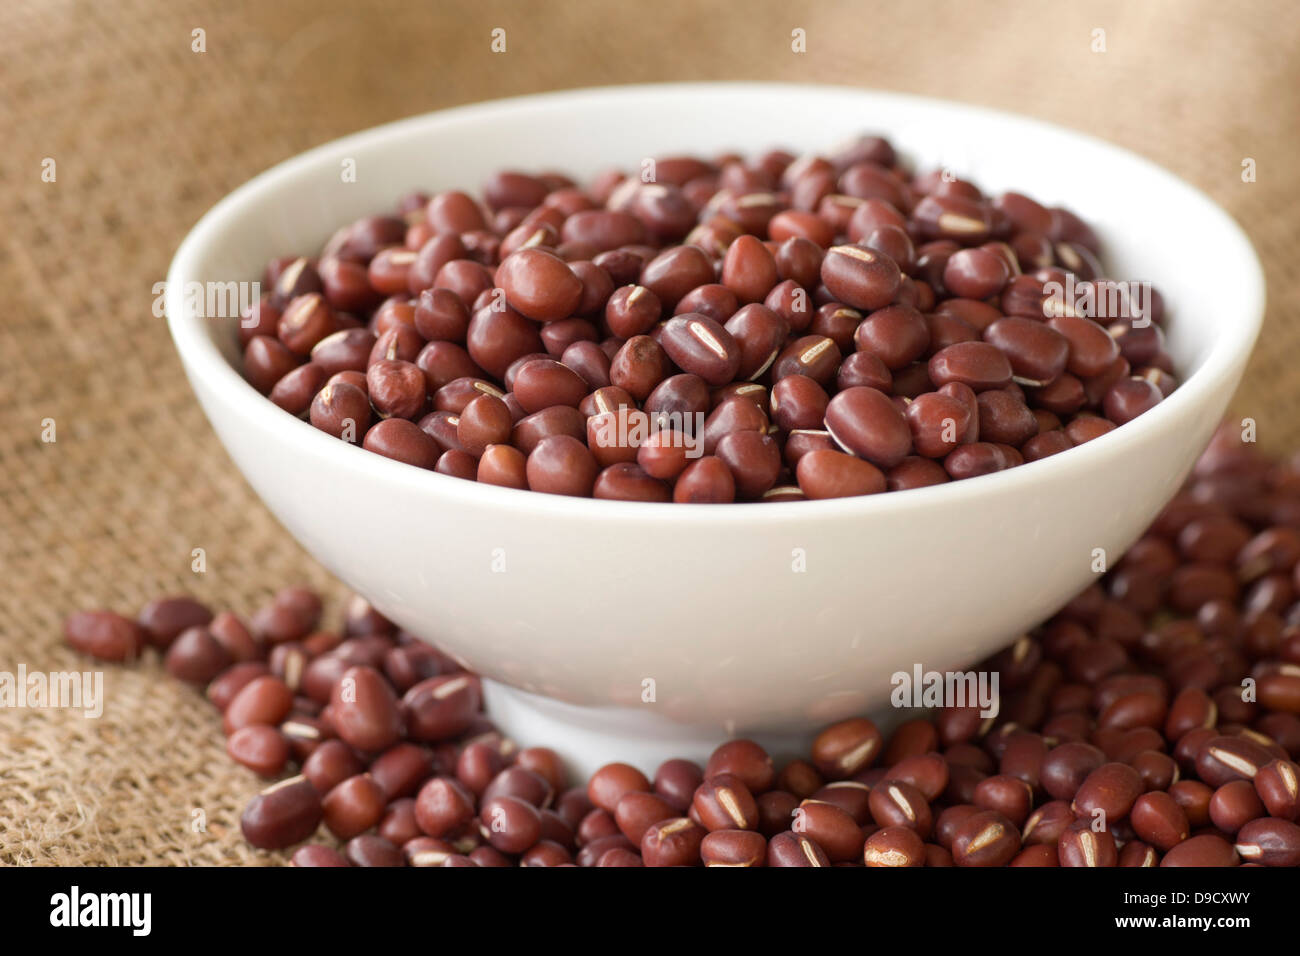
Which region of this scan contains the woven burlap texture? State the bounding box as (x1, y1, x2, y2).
(1, 0, 1297, 865)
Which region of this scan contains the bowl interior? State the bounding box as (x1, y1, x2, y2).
(175, 83, 1263, 399)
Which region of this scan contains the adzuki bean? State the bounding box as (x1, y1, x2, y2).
(78, 430, 1300, 875)
(235, 138, 1173, 502)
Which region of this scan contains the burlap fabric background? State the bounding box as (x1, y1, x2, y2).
(1, 0, 1297, 865)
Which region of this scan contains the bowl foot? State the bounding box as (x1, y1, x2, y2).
(484, 679, 826, 779)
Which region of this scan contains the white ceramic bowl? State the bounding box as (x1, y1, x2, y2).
(168, 83, 1264, 775)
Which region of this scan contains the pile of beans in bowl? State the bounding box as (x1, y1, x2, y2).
(65, 428, 1300, 865)
(239, 134, 1172, 502)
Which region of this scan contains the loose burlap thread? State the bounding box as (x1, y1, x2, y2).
(1, 0, 1298, 865)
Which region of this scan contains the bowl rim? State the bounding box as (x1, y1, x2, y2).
(166, 81, 1266, 526)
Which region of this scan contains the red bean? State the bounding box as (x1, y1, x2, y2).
(241, 776, 322, 850)
(673, 456, 737, 504)
(605, 284, 662, 338)
(796, 449, 885, 499)
(226, 725, 290, 777)
(414, 777, 477, 837)
(137, 596, 213, 649)
(820, 244, 901, 310)
(457, 394, 513, 456)
(824, 386, 912, 469)
(906, 391, 971, 458)
(278, 293, 337, 355)
(588, 763, 651, 814)
(1160, 833, 1239, 867)
(64, 610, 144, 662)
(715, 430, 781, 499)
(610, 335, 668, 401)
(1104, 377, 1163, 425)
(929, 342, 1014, 392)
(660, 315, 742, 386)
(693, 774, 760, 831)
(364, 418, 441, 469)
(593, 462, 671, 502)
(951, 810, 1021, 866)
(322, 774, 388, 840)
(944, 247, 1011, 299)
(494, 248, 583, 321)
(526, 435, 599, 496)
(165, 626, 233, 684)
(640, 245, 714, 309)
(772, 335, 841, 387)
(465, 306, 544, 380)
(1234, 818, 1300, 866)
(223, 675, 294, 734)
(403, 674, 480, 742)
(477, 444, 528, 488)
(329, 665, 403, 752)
(1048, 314, 1121, 378)
(721, 234, 779, 304)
